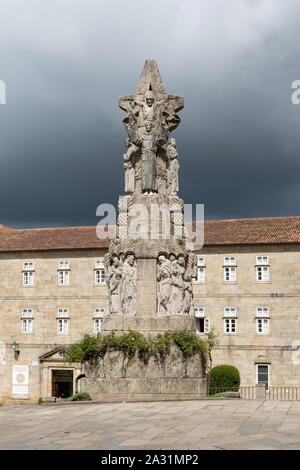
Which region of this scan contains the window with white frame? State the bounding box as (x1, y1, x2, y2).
(256, 307, 270, 334)
(93, 308, 105, 333)
(21, 308, 33, 333)
(23, 261, 34, 271)
(256, 364, 270, 389)
(224, 256, 236, 265)
(23, 261, 34, 286)
(194, 257, 205, 283)
(256, 256, 269, 282)
(95, 259, 105, 284)
(58, 270, 69, 285)
(224, 307, 237, 333)
(58, 260, 70, 269)
(194, 306, 210, 335)
(223, 257, 236, 282)
(57, 319, 68, 334)
(57, 309, 69, 334)
(256, 256, 268, 265)
(58, 260, 70, 285)
(57, 308, 69, 317)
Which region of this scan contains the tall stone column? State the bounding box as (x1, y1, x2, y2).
(102, 60, 197, 334)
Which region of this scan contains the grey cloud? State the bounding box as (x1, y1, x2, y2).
(0, 0, 300, 227)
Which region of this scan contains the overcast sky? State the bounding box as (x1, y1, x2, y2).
(1, 0, 300, 228)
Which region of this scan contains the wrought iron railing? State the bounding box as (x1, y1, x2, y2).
(266, 387, 300, 400)
(208, 386, 256, 399)
(208, 386, 300, 400)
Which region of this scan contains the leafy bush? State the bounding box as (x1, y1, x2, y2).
(209, 365, 240, 391)
(38, 397, 43, 404)
(64, 392, 91, 402)
(65, 330, 209, 368)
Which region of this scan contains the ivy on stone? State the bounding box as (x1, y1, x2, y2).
(65, 330, 209, 369)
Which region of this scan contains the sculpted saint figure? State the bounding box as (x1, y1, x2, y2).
(123, 138, 138, 195)
(127, 120, 167, 195)
(167, 138, 179, 196)
(121, 254, 136, 315)
(106, 256, 122, 314)
(170, 255, 184, 313)
(157, 255, 172, 314)
(134, 90, 167, 126)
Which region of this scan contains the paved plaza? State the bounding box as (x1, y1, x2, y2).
(1, 399, 300, 450)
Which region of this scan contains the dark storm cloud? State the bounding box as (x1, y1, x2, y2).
(0, 0, 300, 227)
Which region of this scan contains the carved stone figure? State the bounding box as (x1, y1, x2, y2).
(169, 255, 184, 313)
(121, 254, 136, 315)
(123, 138, 138, 195)
(106, 256, 123, 314)
(157, 255, 172, 314)
(134, 91, 167, 126)
(127, 121, 168, 195)
(167, 138, 179, 196)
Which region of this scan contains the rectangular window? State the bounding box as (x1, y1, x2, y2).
(21, 309, 33, 333)
(256, 318, 269, 334)
(256, 256, 268, 265)
(193, 257, 205, 283)
(23, 261, 34, 271)
(95, 269, 105, 284)
(23, 271, 34, 286)
(256, 307, 270, 334)
(58, 270, 69, 285)
(94, 318, 102, 333)
(95, 259, 105, 269)
(57, 318, 69, 334)
(257, 307, 270, 317)
(257, 364, 269, 389)
(224, 318, 237, 333)
(94, 308, 105, 317)
(58, 260, 70, 269)
(224, 256, 236, 265)
(224, 266, 236, 282)
(256, 266, 269, 282)
(57, 308, 68, 317)
(195, 307, 210, 334)
(22, 318, 33, 333)
(195, 306, 205, 318)
(224, 307, 236, 317)
(195, 318, 210, 335)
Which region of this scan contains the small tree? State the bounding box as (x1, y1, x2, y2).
(209, 365, 240, 393)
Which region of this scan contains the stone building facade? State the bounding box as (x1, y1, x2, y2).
(0, 216, 300, 404)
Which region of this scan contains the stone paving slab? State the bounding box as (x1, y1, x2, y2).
(0, 399, 300, 449)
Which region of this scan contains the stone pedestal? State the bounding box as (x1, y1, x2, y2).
(136, 259, 157, 317)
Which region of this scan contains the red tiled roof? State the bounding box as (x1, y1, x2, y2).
(1, 216, 300, 252)
(203, 216, 300, 246)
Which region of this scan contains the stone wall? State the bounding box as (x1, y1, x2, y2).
(193, 244, 300, 387)
(81, 344, 207, 402)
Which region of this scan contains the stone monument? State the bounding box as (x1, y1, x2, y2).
(81, 60, 206, 401)
(102, 59, 198, 333)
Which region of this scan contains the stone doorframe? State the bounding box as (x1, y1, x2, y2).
(39, 347, 82, 398)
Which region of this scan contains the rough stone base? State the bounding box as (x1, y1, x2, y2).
(81, 344, 207, 402)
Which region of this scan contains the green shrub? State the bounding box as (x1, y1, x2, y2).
(38, 397, 43, 404)
(209, 365, 240, 391)
(65, 330, 209, 369)
(64, 392, 91, 402)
